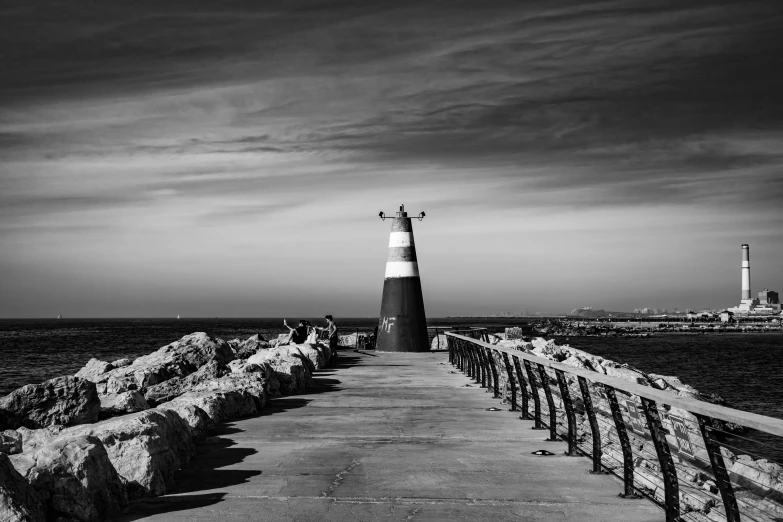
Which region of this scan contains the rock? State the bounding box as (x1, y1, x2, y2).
(269, 333, 290, 347)
(0, 377, 100, 430)
(143, 359, 230, 406)
(45, 409, 194, 498)
(91, 332, 234, 394)
(244, 347, 310, 396)
(0, 453, 45, 522)
(111, 358, 132, 368)
(190, 367, 270, 410)
(74, 358, 114, 381)
(16, 426, 66, 453)
(9, 435, 128, 521)
(292, 343, 327, 370)
(505, 327, 527, 340)
(430, 334, 448, 351)
(156, 402, 210, 439)
(560, 355, 592, 371)
(603, 366, 650, 386)
(164, 391, 256, 425)
(99, 390, 150, 418)
(0, 431, 22, 455)
(232, 334, 269, 359)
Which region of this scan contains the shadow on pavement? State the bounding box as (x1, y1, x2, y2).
(110, 493, 226, 521)
(115, 349, 359, 519)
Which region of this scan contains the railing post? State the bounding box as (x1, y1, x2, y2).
(578, 376, 604, 474)
(480, 347, 491, 391)
(501, 352, 517, 411)
(512, 356, 531, 419)
(471, 346, 482, 386)
(695, 414, 740, 522)
(465, 341, 479, 382)
(475, 346, 486, 386)
(605, 385, 639, 498)
(488, 348, 501, 398)
(640, 397, 680, 522)
(524, 359, 544, 429)
(537, 364, 558, 442)
(555, 369, 578, 456)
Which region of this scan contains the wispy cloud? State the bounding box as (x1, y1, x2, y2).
(1, 0, 781, 316)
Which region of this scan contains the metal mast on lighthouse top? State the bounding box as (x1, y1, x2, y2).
(375, 204, 429, 352)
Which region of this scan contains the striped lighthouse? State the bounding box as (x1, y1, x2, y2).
(376, 205, 429, 352)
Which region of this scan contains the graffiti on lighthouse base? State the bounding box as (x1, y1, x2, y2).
(379, 316, 396, 333)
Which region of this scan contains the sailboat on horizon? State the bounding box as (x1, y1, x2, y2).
(177, 314, 180, 320)
(57, 314, 62, 319)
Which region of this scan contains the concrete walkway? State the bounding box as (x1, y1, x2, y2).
(116, 351, 662, 521)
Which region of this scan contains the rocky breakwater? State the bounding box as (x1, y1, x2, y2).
(488, 331, 782, 521)
(0, 331, 335, 522)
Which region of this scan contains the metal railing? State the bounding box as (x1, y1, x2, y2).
(446, 332, 783, 522)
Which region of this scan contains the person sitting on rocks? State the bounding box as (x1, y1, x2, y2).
(284, 319, 309, 345)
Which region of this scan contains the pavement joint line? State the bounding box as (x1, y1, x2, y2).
(198, 495, 628, 507)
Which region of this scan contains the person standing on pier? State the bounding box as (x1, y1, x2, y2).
(317, 315, 339, 364)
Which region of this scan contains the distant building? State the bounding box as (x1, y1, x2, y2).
(759, 289, 780, 305)
(720, 310, 734, 323)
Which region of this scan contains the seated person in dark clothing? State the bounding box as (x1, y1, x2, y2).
(283, 319, 309, 344)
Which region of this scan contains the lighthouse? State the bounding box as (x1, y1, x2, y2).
(376, 205, 429, 352)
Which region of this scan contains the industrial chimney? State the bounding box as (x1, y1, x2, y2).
(741, 244, 751, 301)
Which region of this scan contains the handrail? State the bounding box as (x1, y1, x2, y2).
(446, 332, 783, 436)
(446, 331, 783, 522)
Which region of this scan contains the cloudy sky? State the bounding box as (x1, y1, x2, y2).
(1, 0, 781, 318)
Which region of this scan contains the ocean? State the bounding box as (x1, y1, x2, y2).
(2, 318, 781, 459)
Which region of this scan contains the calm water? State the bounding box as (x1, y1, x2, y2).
(1, 318, 781, 458)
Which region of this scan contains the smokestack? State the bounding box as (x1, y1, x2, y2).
(376, 205, 429, 352)
(741, 244, 751, 301)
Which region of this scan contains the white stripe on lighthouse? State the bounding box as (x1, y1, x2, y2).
(385, 261, 420, 278)
(388, 232, 415, 248)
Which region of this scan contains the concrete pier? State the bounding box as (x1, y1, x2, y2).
(115, 351, 661, 521)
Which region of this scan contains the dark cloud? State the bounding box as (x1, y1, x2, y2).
(1, 0, 782, 211)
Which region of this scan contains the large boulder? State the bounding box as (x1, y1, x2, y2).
(0, 453, 45, 522)
(10, 436, 128, 522)
(504, 327, 527, 340)
(430, 334, 448, 351)
(0, 377, 100, 430)
(231, 334, 269, 359)
(163, 391, 256, 425)
(143, 359, 230, 406)
(24, 409, 194, 498)
(244, 347, 310, 397)
(74, 359, 114, 381)
(292, 343, 327, 370)
(0, 431, 22, 455)
(190, 367, 270, 410)
(85, 333, 234, 394)
(99, 390, 150, 419)
(155, 402, 210, 439)
(16, 426, 66, 454)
